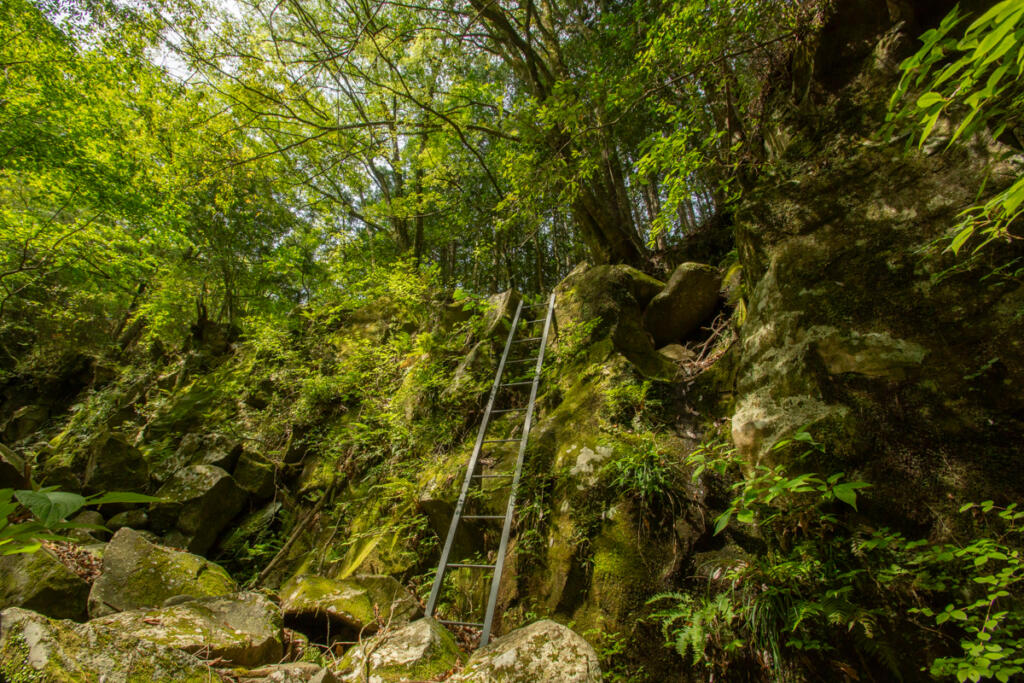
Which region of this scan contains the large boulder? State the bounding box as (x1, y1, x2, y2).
(90, 592, 283, 667)
(1, 404, 48, 443)
(453, 619, 601, 682)
(88, 528, 237, 618)
(280, 574, 420, 635)
(83, 432, 149, 494)
(642, 262, 721, 346)
(0, 549, 90, 621)
(337, 617, 459, 683)
(149, 464, 247, 553)
(233, 450, 276, 499)
(0, 442, 29, 488)
(237, 663, 337, 682)
(0, 607, 217, 682)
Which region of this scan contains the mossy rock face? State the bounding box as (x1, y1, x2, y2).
(88, 528, 237, 619)
(149, 464, 248, 553)
(234, 662, 337, 682)
(0, 549, 90, 621)
(233, 450, 276, 499)
(90, 592, 283, 667)
(0, 442, 29, 488)
(280, 574, 420, 634)
(642, 261, 722, 346)
(0, 607, 217, 682)
(337, 617, 458, 683)
(83, 432, 149, 494)
(452, 619, 601, 682)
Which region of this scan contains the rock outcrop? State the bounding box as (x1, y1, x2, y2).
(337, 617, 459, 682)
(453, 619, 601, 682)
(149, 464, 247, 553)
(90, 592, 283, 667)
(88, 528, 237, 618)
(0, 549, 90, 621)
(642, 262, 722, 346)
(280, 574, 421, 635)
(0, 607, 216, 682)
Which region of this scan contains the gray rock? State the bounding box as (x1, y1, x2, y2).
(90, 591, 283, 667)
(239, 663, 338, 682)
(66, 509, 108, 543)
(88, 528, 237, 618)
(453, 619, 601, 682)
(149, 464, 247, 553)
(338, 617, 459, 683)
(234, 450, 276, 499)
(0, 549, 89, 621)
(83, 432, 149, 494)
(107, 508, 148, 531)
(0, 443, 29, 488)
(0, 607, 215, 681)
(280, 573, 421, 634)
(642, 262, 721, 346)
(1, 404, 48, 443)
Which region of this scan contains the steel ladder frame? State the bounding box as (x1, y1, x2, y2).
(424, 292, 556, 646)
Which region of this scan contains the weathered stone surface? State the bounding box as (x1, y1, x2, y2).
(149, 464, 247, 553)
(88, 528, 237, 618)
(238, 663, 337, 682)
(90, 592, 283, 667)
(0, 549, 89, 621)
(233, 450, 276, 499)
(730, 0, 1024, 523)
(453, 619, 601, 682)
(83, 432, 149, 494)
(2, 404, 48, 443)
(554, 263, 675, 378)
(0, 442, 29, 488)
(642, 262, 721, 346)
(66, 509, 108, 543)
(107, 508, 149, 531)
(337, 617, 458, 683)
(0, 607, 216, 682)
(482, 290, 522, 338)
(280, 574, 420, 633)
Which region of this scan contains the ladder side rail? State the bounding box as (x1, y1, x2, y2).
(480, 292, 556, 645)
(425, 298, 525, 617)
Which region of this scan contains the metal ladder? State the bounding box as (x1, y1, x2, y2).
(424, 292, 556, 646)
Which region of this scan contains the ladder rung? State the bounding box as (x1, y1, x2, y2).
(463, 514, 505, 520)
(491, 407, 526, 413)
(524, 318, 545, 324)
(506, 358, 538, 364)
(472, 473, 513, 478)
(511, 337, 542, 343)
(438, 619, 484, 628)
(483, 439, 519, 443)
(448, 563, 496, 569)
(500, 381, 532, 387)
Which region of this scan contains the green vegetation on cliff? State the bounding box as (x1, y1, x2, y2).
(1, 0, 1023, 681)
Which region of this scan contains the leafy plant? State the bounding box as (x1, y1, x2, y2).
(889, 0, 1024, 255)
(1, 487, 159, 555)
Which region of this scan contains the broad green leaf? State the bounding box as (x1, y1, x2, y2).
(14, 490, 86, 527)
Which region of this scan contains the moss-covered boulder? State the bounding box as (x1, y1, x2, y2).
(1, 404, 48, 444)
(88, 528, 237, 618)
(0, 549, 90, 621)
(233, 450, 276, 499)
(90, 592, 283, 667)
(337, 617, 459, 682)
(149, 464, 247, 553)
(642, 261, 721, 346)
(0, 442, 29, 488)
(83, 432, 149, 494)
(280, 574, 420, 634)
(237, 662, 337, 682)
(0, 607, 217, 682)
(453, 619, 601, 682)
